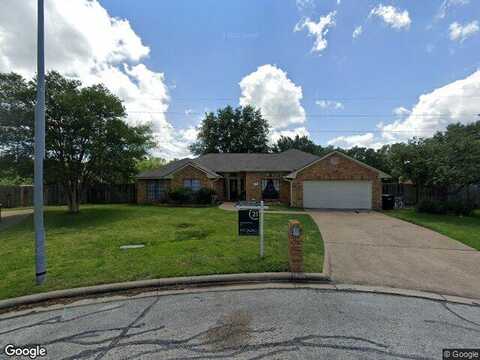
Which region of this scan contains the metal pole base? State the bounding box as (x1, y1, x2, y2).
(36, 272, 46, 285)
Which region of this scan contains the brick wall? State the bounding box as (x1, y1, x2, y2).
(136, 179, 171, 204)
(291, 153, 382, 209)
(171, 164, 214, 189)
(245, 172, 290, 204)
(213, 179, 225, 201)
(136, 180, 147, 204)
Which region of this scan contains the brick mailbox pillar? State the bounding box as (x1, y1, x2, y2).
(288, 220, 304, 273)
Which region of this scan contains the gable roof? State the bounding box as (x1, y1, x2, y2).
(285, 151, 391, 179)
(136, 149, 319, 179)
(194, 149, 319, 172)
(136, 159, 221, 179)
(136, 149, 391, 180)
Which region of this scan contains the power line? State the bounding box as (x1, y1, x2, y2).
(135, 95, 480, 101)
(126, 110, 479, 118)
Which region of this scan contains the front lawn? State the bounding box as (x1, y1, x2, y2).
(0, 204, 324, 300)
(385, 209, 480, 251)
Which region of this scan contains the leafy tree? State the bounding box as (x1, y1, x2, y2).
(428, 122, 480, 193)
(272, 135, 318, 154)
(345, 146, 390, 173)
(136, 156, 167, 172)
(190, 105, 270, 155)
(272, 134, 336, 156)
(0, 71, 154, 213)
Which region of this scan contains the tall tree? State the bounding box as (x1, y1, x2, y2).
(136, 156, 167, 172)
(428, 122, 480, 193)
(271, 134, 336, 156)
(0, 71, 154, 213)
(189, 105, 270, 155)
(345, 146, 391, 173)
(272, 135, 318, 154)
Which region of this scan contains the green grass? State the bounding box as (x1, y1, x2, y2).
(0, 204, 324, 300)
(385, 208, 480, 251)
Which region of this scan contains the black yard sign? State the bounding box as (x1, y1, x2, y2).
(238, 209, 260, 236)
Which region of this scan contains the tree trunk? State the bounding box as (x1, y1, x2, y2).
(66, 181, 81, 213)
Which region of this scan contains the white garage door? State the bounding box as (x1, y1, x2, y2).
(303, 181, 372, 209)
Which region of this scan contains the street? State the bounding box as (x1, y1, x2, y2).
(1, 286, 479, 359)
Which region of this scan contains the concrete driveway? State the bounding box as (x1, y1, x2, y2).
(308, 211, 480, 299)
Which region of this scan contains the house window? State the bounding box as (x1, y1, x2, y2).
(261, 179, 280, 199)
(183, 179, 201, 191)
(147, 180, 165, 201)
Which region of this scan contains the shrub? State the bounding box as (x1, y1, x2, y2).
(416, 199, 446, 214)
(446, 200, 475, 216)
(416, 199, 475, 216)
(168, 187, 194, 204)
(195, 187, 216, 204)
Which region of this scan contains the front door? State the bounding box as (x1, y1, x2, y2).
(229, 179, 238, 201)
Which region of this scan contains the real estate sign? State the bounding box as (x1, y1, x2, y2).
(238, 209, 260, 236)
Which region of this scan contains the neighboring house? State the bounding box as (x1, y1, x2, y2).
(136, 149, 390, 209)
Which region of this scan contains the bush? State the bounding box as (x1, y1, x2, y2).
(447, 200, 475, 216)
(195, 187, 216, 204)
(416, 199, 446, 214)
(416, 199, 475, 216)
(168, 187, 194, 204)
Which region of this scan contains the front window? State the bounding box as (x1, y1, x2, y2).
(183, 179, 201, 191)
(261, 179, 280, 199)
(147, 180, 166, 201)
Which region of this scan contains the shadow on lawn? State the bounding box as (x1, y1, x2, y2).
(42, 205, 153, 230)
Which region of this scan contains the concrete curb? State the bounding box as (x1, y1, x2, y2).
(0, 272, 329, 311)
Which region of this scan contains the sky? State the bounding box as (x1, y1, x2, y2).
(1, 0, 479, 159)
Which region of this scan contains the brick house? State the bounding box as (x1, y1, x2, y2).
(136, 149, 390, 209)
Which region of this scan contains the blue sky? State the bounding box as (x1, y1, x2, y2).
(1, 0, 480, 158)
(101, 0, 480, 149)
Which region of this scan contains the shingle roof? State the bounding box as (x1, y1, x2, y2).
(136, 149, 318, 179)
(195, 149, 319, 172)
(136, 149, 391, 179)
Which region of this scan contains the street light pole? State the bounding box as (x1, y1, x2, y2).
(34, 0, 46, 285)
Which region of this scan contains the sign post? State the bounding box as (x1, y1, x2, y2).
(259, 201, 264, 257)
(236, 201, 268, 258)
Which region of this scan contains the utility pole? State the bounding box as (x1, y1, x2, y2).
(34, 0, 46, 285)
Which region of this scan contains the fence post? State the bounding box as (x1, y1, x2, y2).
(288, 220, 304, 273)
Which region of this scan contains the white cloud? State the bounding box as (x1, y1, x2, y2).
(316, 100, 344, 109)
(296, 0, 315, 12)
(270, 127, 310, 143)
(436, 0, 470, 20)
(327, 133, 382, 149)
(0, 0, 193, 160)
(327, 70, 480, 149)
(294, 11, 336, 54)
(380, 70, 480, 142)
(352, 25, 363, 39)
(370, 4, 411, 30)
(239, 64, 306, 129)
(449, 21, 479, 42)
(392, 106, 411, 117)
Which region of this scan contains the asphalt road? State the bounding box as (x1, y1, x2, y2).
(1, 287, 479, 360)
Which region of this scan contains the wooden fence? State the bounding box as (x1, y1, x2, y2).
(382, 183, 480, 206)
(0, 184, 136, 208)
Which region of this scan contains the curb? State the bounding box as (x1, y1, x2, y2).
(0, 272, 329, 311)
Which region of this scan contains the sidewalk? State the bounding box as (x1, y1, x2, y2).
(219, 202, 303, 214)
(0, 208, 32, 231)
